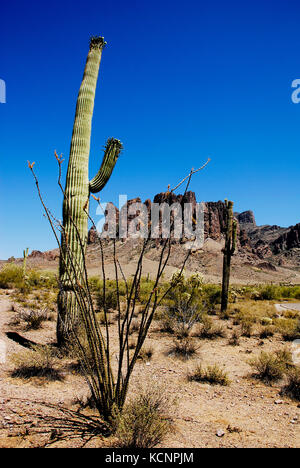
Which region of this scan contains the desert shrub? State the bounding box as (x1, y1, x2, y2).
(170, 337, 198, 359)
(281, 367, 300, 401)
(228, 329, 241, 346)
(188, 363, 230, 386)
(138, 277, 157, 305)
(17, 308, 51, 330)
(0, 265, 57, 292)
(258, 284, 280, 301)
(194, 316, 226, 340)
(97, 288, 118, 311)
(283, 309, 299, 319)
(248, 351, 290, 383)
(202, 284, 222, 312)
(97, 311, 114, 326)
(159, 315, 175, 334)
(26, 270, 57, 289)
(277, 318, 300, 341)
(240, 318, 254, 337)
(259, 325, 275, 339)
(274, 348, 294, 368)
(10, 345, 62, 381)
(128, 318, 140, 335)
(115, 387, 173, 448)
(0, 265, 24, 289)
(138, 344, 154, 361)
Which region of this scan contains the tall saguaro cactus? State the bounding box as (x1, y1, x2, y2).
(23, 248, 29, 278)
(57, 36, 122, 345)
(221, 200, 237, 314)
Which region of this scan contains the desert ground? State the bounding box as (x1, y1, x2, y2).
(0, 255, 299, 448)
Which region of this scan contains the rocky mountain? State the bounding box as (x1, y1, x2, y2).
(88, 191, 300, 266)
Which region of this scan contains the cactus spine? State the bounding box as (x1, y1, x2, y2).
(221, 200, 237, 314)
(57, 36, 122, 345)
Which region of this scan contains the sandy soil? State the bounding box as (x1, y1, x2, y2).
(0, 291, 299, 448)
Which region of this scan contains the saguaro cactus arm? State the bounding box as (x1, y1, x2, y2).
(231, 219, 237, 254)
(89, 138, 123, 194)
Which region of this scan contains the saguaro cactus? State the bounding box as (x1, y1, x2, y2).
(221, 200, 237, 314)
(57, 36, 122, 345)
(23, 248, 29, 278)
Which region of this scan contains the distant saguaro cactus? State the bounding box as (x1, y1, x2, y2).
(221, 200, 237, 314)
(58, 36, 122, 345)
(23, 247, 29, 277)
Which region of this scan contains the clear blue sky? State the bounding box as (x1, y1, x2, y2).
(1, 0, 300, 259)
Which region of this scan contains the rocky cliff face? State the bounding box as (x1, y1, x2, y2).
(235, 210, 256, 228)
(87, 192, 300, 263)
(271, 223, 300, 253)
(88, 192, 252, 250)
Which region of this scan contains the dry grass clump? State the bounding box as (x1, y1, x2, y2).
(279, 319, 300, 342)
(231, 302, 277, 324)
(259, 325, 275, 339)
(115, 387, 173, 448)
(281, 367, 300, 401)
(170, 336, 198, 359)
(248, 350, 292, 383)
(97, 311, 114, 326)
(159, 315, 175, 334)
(14, 308, 52, 330)
(128, 318, 140, 335)
(228, 329, 241, 346)
(138, 344, 154, 361)
(194, 316, 226, 340)
(188, 362, 230, 386)
(10, 345, 63, 381)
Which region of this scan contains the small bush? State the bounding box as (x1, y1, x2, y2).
(129, 319, 140, 335)
(97, 288, 118, 311)
(170, 337, 198, 359)
(248, 351, 288, 383)
(17, 308, 51, 330)
(10, 346, 62, 381)
(281, 367, 300, 401)
(115, 387, 173, 448)
(159, 316, 175, 334)
(258, 285, 280, 301)
(228, 329, 241, 346)
(138, 344, 154, 361)
(259, 325, 275, 339)
(195, 316, 226, 340)
(0, 265, 24, 289)
(240, 319, 253, 338)
(281, 320, 300, 342)
(98, 311, 114, 326)
(188, 363, 230, 386)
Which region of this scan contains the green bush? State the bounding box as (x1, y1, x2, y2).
(0, 265, 57, 291)
(0, 265, 24, 289)
(188, 363, 230, 386)
(248, 351, 291, 383)
(258, 285, 280, 301)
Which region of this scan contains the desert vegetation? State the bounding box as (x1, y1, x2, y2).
(0, 260, 299, 447)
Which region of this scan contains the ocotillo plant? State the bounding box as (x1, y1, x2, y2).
(221, 200, 237, 314)
(58, 36, 122, 345)
(23, 248, 29, 278)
